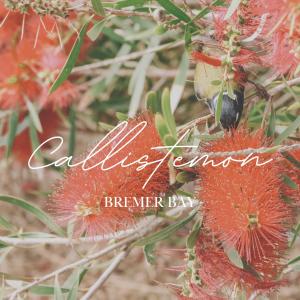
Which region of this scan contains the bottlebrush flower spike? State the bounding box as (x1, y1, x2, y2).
(0, 1, 86, 109)
(50, 113, 170, 237)
(197, 129, 292, 268)
(190, 232, 282, 298)
(210, 0, 300, 74)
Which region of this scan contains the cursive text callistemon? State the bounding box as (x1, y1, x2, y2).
(28, 121, 273, 188)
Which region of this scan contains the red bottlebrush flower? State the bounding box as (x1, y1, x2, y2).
(191, 232, 282, 298)
(0, 4, 82, 110)
(0, 34, 78, 109)
(262, 31, 299, 75)
(41, 81, 79, 108)
(50, 112, 170, 237)
(210, 0, 300, 74)
(197, 129, 292, 267)
(0, 109, 61, 165)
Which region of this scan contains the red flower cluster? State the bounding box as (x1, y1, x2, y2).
(182, 232, 281, 300)
(0, 2, 90, 164)
(0, 3, 79, 109)
(50, 113, 170, 237)
(196, 0, 300, 74)
(193, 129, 293, 296)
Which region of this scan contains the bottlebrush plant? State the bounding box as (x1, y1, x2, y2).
(0, 1, 299, 300)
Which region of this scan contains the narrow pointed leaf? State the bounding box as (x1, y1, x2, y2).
(274, 116, 300, 145)
(134, 211, 197, 246)
(5, 110, 19, 159)
(50, 22, 90, 93)
(91, 0, 106, 16)
(87, 18, 107, 41)
(0, 195, 65, 237)
(162, 88, 177, 138)
(25, 99, 42, 133)
(68, 107, 76, 159)
(157, 0, 191, 23)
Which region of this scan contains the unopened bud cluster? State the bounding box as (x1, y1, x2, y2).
(4, 0, 69, 18)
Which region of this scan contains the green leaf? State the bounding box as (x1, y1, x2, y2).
(63, 268, 87, 290)
(282, 174, 298, 190)
(134, 211, 197, 246)
(282, 152, 300, 170)
(128, 36, 159, 117)
(176, 171, 196, 184)
(266, 105, 276, 137)
(224, 0, 241, 20)
(157, 0, 191, 23)
(211, 80, 222, 86)
(55, 276, 64, 299)
(215, 89, 224, 124)
(98, 122, 114, 131)
(25, 99, 42, 133)
(290, 222, 300, 248)
(192, 0, 224, 22)
(288, 256, 300, 265)
(50, 21, 90, 93)
(274, 116, 300, 145)
(161, 88, 177, 138)
(0, 241, 9, 249)
(66, 270, 80, 300)
(87, 18, 107, 41)
(186, 220, 202, 249)
(0, 195, 65, 237)
(68, 107, 76, 159)
(225, 247, 244, 269)
(102, 27, 126, 43)
(155, 114, 170, 141)
(115, 0, 146, 8)
(0, 216, 14, 232)
(163, 134, 181, 156)
(170, 51, 189, 112)
(144, 243, 156, 265)
(30, 285, 69, 296)
(184, 24, 193, 49)
(104, 44, 131, 86)
(91, 0, 106, 16)
(5, 110, 19, 159)
(116, 112, 128, 121)
(146, 91, 160, 114)
(29, 118, 43, 161)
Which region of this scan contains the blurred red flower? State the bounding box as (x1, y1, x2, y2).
(0, 4, 81, 110)
(210, 0, 300, 74)
(197, 129, 292, 267)
(50, 113, 170, 237)
(193, 232, 282, 298)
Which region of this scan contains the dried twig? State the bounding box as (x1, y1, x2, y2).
(81, 249, 130, 300)
(72, 41, 184, 73)
(269, 77, 300, 96)
(6, 204, 197, 299)
(7, 236, 136, 300)
(183, 143, 300, 159)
